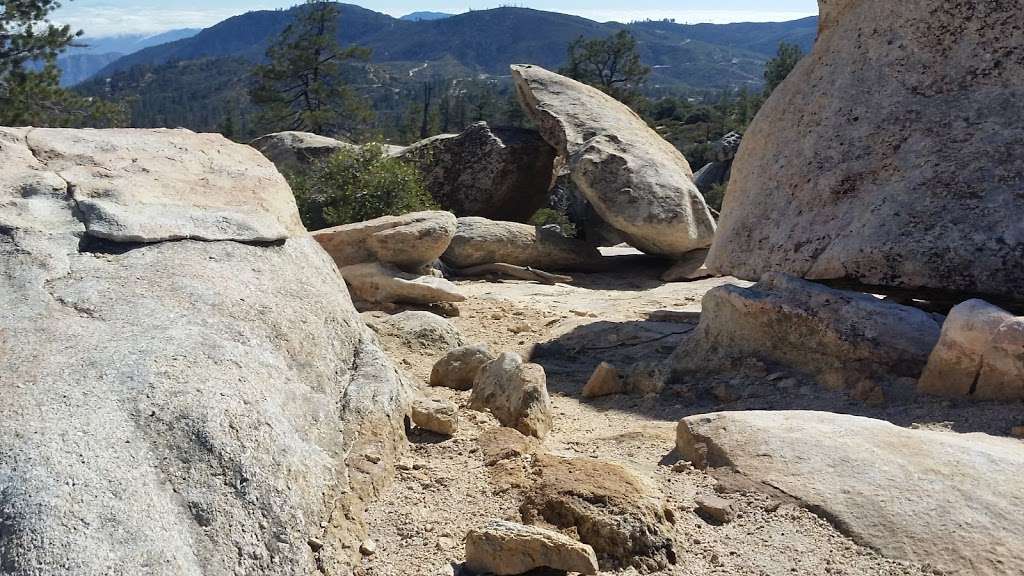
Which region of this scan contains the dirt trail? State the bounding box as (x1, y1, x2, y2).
(356, 255, 1017, 576)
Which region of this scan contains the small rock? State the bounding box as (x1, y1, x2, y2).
(1011, 426, 1024, 439)
(470, 352, 553, 439)
(365, 453, 381, 464)
(625, 361, 667, 395)
(359, 539, 377, 556)
(695, 495, 735, 525)
(437, 536, 455, 550)
(581, 362, 625, 398)
(430, 344, 497, 391)
(307, 537, 324, 552)
(464, 520, 599, 576)
(411, 397, 459, 436)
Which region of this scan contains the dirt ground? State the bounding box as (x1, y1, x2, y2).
(357, 254, 1022, 576)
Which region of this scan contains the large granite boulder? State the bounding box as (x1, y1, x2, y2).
(311, 210, 457, 273)
(676, 411, 1024, 576)
(671, 273, 943, 392)
(706, 2, 1024, 305)
(511, 64, 716, 258)
(918, 299, 1024, 401)
(398, 122, 557, 222)
(0, 127, 408, 575)
(250, 130, 357, 173)
(442, 216, 604, 271)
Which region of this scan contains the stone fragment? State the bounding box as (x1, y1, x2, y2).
(470, 352, 553, 439)
(695, 495, 735, 525)
(411, 397, 459, 436)
(464, 520, 599, 576)
(581, 362, 625, 398)
(340, 262, 466, 306)
(429, 344, 496, 391)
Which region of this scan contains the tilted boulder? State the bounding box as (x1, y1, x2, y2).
(676, 411, 1024, 576)
(918, 299, 1024, 401)
(250, 130, 357, 173)
(470, 352, 553, 439)
(671, 273, 942, 392)
(398, 121, 557, 222)
(0, 128, 408, 575)
(706, 2, 1024, 305)
(312, 211, 457, 273)
(465, 520, 599, 576)
(442, 216, 604, 271)
(512, 64, 716, 258)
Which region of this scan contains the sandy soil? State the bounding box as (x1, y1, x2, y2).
(356, 255, 1021, 576)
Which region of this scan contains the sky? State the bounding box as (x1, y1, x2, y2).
(54, 0, 819, 37)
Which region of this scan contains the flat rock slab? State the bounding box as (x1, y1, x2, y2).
(313, 211, 457, 272)
(27, 128, 303, 242)
(465, 520, 599, 575)
(676, 411, 1024, 576)
(706, 2, 1024, 304)
(341, 262, 466, 306)
(512, 64, 716, 258)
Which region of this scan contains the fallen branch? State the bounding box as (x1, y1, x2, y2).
(451, 263, 573, 285)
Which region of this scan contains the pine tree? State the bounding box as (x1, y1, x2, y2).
(560, 30, 650, 107)
(764, 42, 805, 96)
(251, 0, 372, 138)
(0, 0, 124, 126)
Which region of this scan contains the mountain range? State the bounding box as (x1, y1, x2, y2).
(56, 29, 199, 85)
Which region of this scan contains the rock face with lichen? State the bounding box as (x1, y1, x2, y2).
(707, 1, 1024, 305)
(0, 127, 408, 575)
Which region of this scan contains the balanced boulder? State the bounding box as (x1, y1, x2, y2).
(918, 299, 1024, 401)
(398, 121, 556, 222)
(0, 127, 407, 575)
(512, 64, 716, 258)
(706, 2, 1024, 304)
(442, 216, 603, 271)
(312, 211, 457, 273)
(676, 411, 1024, 576)
(465, 520, 599, 575)
(671, 273, 942, 392)
(470, 352, 552, 439)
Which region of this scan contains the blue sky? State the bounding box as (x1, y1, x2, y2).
(54, 0, 819, 36)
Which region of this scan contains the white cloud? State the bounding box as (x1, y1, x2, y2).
(570, 9, 817, 24)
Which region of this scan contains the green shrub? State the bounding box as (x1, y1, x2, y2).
(529, 207, 577, 238)
(705, 182, 727, 214)
(286, 143, 436, 230)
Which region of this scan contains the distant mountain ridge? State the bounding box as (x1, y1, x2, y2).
(55, 28, 199, 85)
(94, 4, 818, 90)
(400, 11, 452, 21)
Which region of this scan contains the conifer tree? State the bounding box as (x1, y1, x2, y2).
(251, 0, 371, 138)
(560, 30, 650, 106)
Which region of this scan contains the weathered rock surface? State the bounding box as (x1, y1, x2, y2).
(918, 299, 1024, 401)
(0, 127, 408, 575)
(411, 396, 459, 436)
(521, 454, 676, 572)
(25, 127, 303, 243)
(661, 248, 711, 283)
(512, 64, 716, 258)
(465, 520, 599, 576)
(706, 2, 1024, 304)
(429, 344, 496, 391)
(470, 352, 553, 439)
(365, 310, 467, 355)
(692, 131, 742, 195)
(676, 411, 1024, 576)
(250, 131, 356, 172)
(340, 262, 466, 306)
(442, 216, 603, 271)
(671, 273, 942, 392)
(312, 211, 457, 272)
(398, 122, 557, 222)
